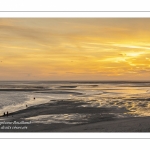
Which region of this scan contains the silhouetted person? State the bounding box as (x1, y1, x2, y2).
(26, 105, 28, 108)
(34, 97, 35, 100)
(3, 112, 5, 117)
(7, 111, 8, 117)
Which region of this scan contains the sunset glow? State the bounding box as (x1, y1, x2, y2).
(0, 18, 150, 80)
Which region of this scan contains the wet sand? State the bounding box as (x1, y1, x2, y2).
(56, 117, 150, 132)
(0, 99, 150, 132)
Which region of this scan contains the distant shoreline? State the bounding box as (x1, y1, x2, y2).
(0, 80, 150, 83)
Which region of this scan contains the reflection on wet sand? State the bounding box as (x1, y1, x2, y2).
(1, 81, 150, 132)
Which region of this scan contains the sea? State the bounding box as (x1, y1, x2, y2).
(0, 81, 150, 124)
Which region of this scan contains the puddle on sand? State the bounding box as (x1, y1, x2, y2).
(25, 112, 132, 125)
(25, 113, 90, 124)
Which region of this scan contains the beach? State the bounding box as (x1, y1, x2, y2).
(0, 81, 150, 132)
(0, 99, 150, 132)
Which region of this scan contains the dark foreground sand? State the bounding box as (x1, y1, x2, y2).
(0, 99, 150, 132)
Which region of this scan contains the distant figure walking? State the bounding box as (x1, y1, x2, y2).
(26, 105, 28, 108)
(3, 112, 5, 117)
(34, 97, 35, 100)
(7, 111, 8, 117)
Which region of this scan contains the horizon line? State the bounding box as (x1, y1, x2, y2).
(0, 80, 150, 82)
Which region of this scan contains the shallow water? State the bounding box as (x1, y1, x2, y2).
(25, 113, 89, 124)
(0, 81, 150, 118)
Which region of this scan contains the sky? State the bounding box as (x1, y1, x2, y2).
(0, 18, 150, 81)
